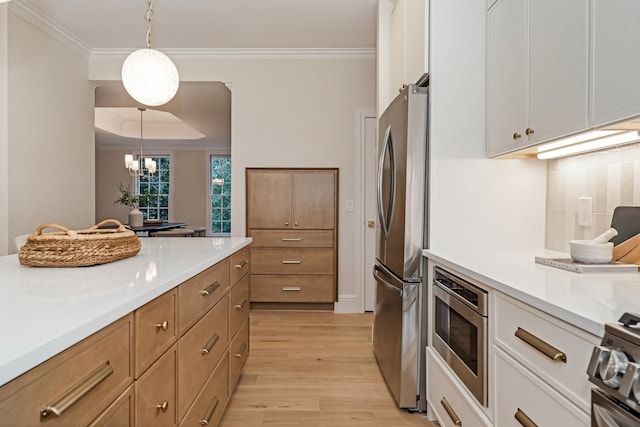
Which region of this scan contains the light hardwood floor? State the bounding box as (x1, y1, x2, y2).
(220, 310, 435, 427)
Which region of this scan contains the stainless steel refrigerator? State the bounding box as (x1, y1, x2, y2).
(373, 83, 428, 411)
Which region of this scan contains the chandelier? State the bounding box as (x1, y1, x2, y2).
(125, 107, 157, 176)
(121, 0, 179, 107)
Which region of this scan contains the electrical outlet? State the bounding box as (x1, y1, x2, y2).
(578, 197, 592, 226)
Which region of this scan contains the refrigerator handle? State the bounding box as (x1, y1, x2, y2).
(373, 265, 402, 295)
(377, 124, 395, 238)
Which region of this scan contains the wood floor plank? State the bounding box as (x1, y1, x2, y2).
(220, 311, 434, 427)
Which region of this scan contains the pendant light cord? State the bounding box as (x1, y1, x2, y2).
(139, 107, 145, 160)
(145, 0, 154, 49)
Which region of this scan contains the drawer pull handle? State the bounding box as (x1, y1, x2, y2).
(155, 320, 169, 331)
(440, 397, 462, 426)
(515, 327, 567, 363)
(200, 282, 221, 296)
(235, 342, 248, 358)
(235, 299, 248, 310)
(281, 237, 302, 241)
(515, 408, 538, 427)
(156, 401, 169, 413)
(281, 260, 301, 264)
(40, 362, 113, 420)
(282, 287, 302, 292)
(201, 333, 220, 355)
(200, 397, 220, 425)
(234, 260, 248, 269)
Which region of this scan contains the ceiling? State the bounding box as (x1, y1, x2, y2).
(16, 0, 377, 150)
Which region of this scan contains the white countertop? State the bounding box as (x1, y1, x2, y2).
(0, 237, 251, 387)
(423, 248, 640, 338)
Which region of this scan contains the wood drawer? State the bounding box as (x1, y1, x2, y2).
(178, 295, 229, 422)
(0, 314, 133, 427)
(251, 248, 334, 275)
(251, 275, 335, 302)
(426, 349, 491, 427)
(494, 292, 599, 412)
(249, 230, 334, 248)
(135, 289, 177, 378)
(230, 246, 250, 285)
(88, 384, 135, 427)
(230, 274, 250, 338)
(179, 354, 229, 427)
(178, 259, 230, 336)
(135, 344, 177, 427)
(495, 347, 589, 426)
(229, 318, 249, 393)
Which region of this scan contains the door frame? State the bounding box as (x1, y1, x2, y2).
(357, 109, 377, 313)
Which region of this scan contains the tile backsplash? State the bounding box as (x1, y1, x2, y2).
(546, 142, 640, 252)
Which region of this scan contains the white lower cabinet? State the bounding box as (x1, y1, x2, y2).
(427, 348, 492, 427)
(495, 347, 589, 426)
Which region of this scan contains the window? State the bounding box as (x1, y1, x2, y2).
(136, 156, 170, 220)
(210, 156, 231, 234)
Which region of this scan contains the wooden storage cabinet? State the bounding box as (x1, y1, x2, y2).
(0, 314, 134, 427)
(135, 344, 177, 427)
(247, 168, 338, 307)
(229, 274, 250, 336)
(180, 355, 229, 427)
(178, 295, 229, 421)
(494, 348, 589, 426)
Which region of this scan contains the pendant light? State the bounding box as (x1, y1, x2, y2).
(121, 0, 179, 107)
(125, 107, 157, 176)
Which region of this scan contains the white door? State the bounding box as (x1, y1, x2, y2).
(364, 115, 377, 311)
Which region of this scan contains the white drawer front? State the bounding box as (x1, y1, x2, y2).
(495, 347, 589, 426)
(494, 292, 599, 412)
(426, 348, 492, 427)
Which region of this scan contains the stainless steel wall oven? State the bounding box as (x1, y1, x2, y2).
(432, 266, 488, 407)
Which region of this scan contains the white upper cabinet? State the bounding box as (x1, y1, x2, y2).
(591, 0, 640, 127)
(378, 0, 429, 116)
(487, 0, 589, 157)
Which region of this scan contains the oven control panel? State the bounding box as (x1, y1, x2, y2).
(587, 316, 640, 413)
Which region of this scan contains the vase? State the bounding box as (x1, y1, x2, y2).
(128, 208, 143, 227)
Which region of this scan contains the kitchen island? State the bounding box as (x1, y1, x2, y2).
(0, 237, 251, 426)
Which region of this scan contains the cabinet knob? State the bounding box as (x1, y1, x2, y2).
(525, 127, 535, 136)
(155, 320, 169, 331)
(513, 132, 522, 140)
(156, 401, 169, 413)
(294, 222, 299, 227)
(284, 221, 289, 226)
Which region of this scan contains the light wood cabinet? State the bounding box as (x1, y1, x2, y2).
(0, 315, 133, 427)
(247, 168, 338, 308)
(487, 0, 588, 157)
(0, 245, 250, 427)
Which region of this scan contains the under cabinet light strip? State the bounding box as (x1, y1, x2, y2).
(537, 131, 640, 159)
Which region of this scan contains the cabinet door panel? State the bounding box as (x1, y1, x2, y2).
(135, 345, 177, 427)
(291, 171, 336, 229)
(247, 171, 292, 229)
(592, 0, 640, 126)
(528, 0, 588, 144)
(487, 0, 527, 156)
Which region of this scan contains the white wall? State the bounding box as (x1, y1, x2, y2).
(90, 53, 376, 306)
(0, 6, 9, 255)
(2, 7, 95, 255)
(428, 0, 547, 254)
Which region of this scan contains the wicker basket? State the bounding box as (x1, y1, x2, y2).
(18, 219, 141, 267)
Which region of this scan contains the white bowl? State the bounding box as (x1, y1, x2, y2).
(569, 240, 613, 264)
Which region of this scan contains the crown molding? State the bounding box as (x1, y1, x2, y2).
(10, 0, 91, 58)
(91, 47, 376, 61)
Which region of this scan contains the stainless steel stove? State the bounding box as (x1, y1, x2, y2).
(586, 313, 640, 426)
